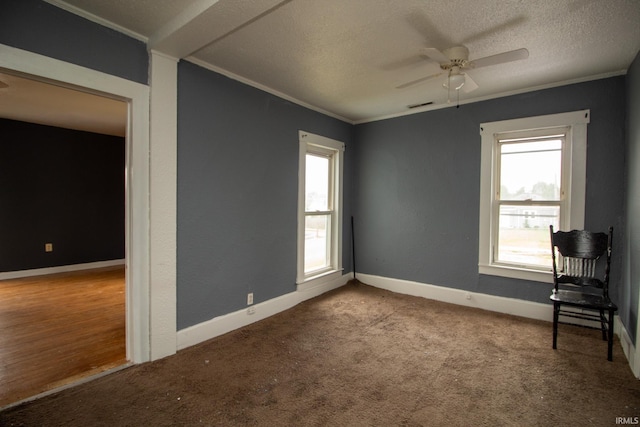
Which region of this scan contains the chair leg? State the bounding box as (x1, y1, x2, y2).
(607, 309, 614, 362)
(600, 309, 607, 341)
(553, 303, 560, 350)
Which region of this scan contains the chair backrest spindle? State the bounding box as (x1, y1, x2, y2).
(549, 225, 612, 294)
(562, 257, 597, 278)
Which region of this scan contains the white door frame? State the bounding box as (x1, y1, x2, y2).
(0, 43, 153, 363)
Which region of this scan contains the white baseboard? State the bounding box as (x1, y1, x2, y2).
(0, 259, 126, 280)
(357, 273, 553, 321)
(617, 322, 639, 377)
(358, 273, 638, 378)
(177, 272, 352, 351)
(178, 271, 638, 379)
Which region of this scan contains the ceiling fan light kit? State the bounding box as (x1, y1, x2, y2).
(443, 68, 466, 91)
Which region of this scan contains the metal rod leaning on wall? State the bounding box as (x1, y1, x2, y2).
(351, 216, 356, 281)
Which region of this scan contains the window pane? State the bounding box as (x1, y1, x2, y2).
(500, 139, 562, 201)
(497, 204, 559, 268)
(305, 154, 330, 211)
(304, 214, 330, 273)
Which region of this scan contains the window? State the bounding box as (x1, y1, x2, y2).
(496, 134, 563, 268)
(297, 131, 344, 285)
(479, 110, 589, 282)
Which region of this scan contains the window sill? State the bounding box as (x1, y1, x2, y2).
(479, 263, 553, 284)
(297, 269, 343, 291)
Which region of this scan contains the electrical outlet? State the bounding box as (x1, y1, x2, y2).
(45, 243, 53, 252)
(247, 292, 253, 305)
(247, 306, 256, 315)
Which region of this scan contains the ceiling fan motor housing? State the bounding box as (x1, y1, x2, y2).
(441, 46, 470, 70)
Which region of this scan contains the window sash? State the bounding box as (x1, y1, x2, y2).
(493, 201, 560, 270)
(304, 212, 332, 274)
(496, 135, 565, 202)
(305, 151, 334, 213)
(304, 150, 335, 276)
(490, 131, 567, 271)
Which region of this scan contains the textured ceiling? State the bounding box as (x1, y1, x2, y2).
(185, 0, 640, 122)
(4, 0, 640, 133)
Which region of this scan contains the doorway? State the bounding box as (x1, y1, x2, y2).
(0, 71, 128, 406)
(0, 42, 156, 407)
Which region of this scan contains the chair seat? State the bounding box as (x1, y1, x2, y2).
(550, 289, 618, 311)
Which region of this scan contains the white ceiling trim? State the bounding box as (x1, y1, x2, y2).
(43, 0, 149, 42)
(355, 69, 628, 125)
(185, 56, 353, 124)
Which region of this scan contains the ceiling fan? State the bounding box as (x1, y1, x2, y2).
(397, 45, 529, 99)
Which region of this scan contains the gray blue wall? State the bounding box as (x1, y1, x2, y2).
(353, 77, 626, 306)
(176, 61, 353, 329)
(0, 0, 147, 84)
(624, 52, 640, 344)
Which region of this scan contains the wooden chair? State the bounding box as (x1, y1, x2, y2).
(549, 225, 617, 361)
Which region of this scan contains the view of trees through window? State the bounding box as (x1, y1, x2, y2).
(500, 181, 559, 201)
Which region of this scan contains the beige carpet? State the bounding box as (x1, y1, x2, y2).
(2, 280, 639, 426)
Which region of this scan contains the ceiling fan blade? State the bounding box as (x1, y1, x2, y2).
(396, 72, 443, 89)
(462, 73, 478, 93)
(470, 48, 529, 69)
(421, 48, 450, 64)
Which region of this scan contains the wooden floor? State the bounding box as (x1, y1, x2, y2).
(0, 266, 127, 408)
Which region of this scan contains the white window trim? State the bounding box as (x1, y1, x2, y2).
(297, 131, 344, 288)
(478, 110, 589, 283)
